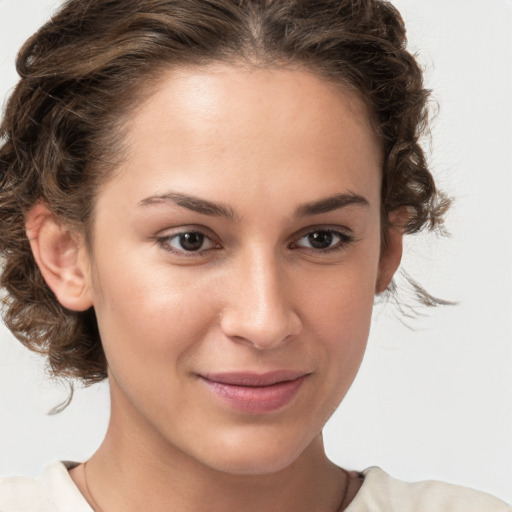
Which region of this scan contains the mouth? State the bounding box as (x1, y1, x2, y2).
(198, 371, 309, 414)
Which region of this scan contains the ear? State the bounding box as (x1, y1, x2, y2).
(375, 208, 408, 294)
(26, 203, 93, 311)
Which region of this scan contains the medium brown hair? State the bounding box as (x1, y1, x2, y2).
(0, 0, 449, 384)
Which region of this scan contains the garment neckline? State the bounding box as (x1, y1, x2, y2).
(46, 461, 378, 512)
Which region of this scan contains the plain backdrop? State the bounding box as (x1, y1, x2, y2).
(1, 0, 511, 504)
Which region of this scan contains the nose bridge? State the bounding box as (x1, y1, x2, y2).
(220, 244, 301, 349)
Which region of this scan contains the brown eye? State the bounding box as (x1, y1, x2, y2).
(294, 229, 353, 252)
(307, 231, 335, 249)
(160, 231, 217, 254)
(177, 232, 206, 251)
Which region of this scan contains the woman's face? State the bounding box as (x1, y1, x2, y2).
(85, 64, 395, 474)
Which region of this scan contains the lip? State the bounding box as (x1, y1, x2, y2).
(199, 371, 309, 414)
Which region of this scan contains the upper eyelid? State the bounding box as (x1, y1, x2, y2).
(155, 224, 217, 242)
(291, 225, 354, 241)
(156, 224, 217, 239)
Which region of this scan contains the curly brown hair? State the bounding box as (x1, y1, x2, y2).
(0, 0, 449, 385)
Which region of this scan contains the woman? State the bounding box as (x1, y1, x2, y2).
(0, 0, 510, 510)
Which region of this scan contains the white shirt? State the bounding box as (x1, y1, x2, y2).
(1, 461, 510, 511)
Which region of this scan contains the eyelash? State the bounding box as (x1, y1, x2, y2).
(290, 228, 355, 254)
(156, 230, 219, 257)
(155, 227, 355, 257)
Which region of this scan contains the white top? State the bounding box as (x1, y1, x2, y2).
(0, 461, 510, 511)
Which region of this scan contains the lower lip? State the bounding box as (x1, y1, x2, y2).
(201, 376, 306, 414)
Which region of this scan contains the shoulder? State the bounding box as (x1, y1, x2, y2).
(346, 467, 512, 512)
(0, 473, 52, 511)
(0, 461, 92, 512)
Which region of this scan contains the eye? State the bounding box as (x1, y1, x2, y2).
(158, 230, 218, 255)
(292, 229, 353, 252)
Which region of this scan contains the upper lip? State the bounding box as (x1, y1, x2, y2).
(200, 370, 309, 387)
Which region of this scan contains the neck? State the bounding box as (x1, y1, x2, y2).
(84, 433, 345, 512)
(72, 394, 346, 512)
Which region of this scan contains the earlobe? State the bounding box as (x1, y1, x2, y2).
(375, 209, 407, 294)
(26, 203, 93, 311)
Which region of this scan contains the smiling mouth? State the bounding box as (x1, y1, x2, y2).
(199, 371, 309, 414)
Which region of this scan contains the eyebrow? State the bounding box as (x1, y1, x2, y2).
(295, 192, 369, 217)
(138, 191, 369, 220)
(138, 192, 237, 220)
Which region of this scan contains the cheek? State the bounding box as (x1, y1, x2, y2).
(288, 273, 374, 431)
(316, 284, 373, 375)
(298, 252, 378, 386)
(89, 248, 218, 377)
(301, 246, 378, 336)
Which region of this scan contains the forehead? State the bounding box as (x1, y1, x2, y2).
(103, 64, 382, 213)
(125, 64, 378, 153)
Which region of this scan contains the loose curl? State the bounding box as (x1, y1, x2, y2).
(0, 0, 449, 384)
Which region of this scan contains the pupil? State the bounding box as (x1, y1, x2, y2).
(179, 232, 204, 251)
(308, 231, 333, 249)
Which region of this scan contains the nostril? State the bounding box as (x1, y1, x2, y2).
(220, 307, 302, 350)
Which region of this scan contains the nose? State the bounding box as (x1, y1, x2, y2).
(219, 249, 302, 350)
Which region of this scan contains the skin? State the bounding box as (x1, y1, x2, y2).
(27, 64, 404, 511)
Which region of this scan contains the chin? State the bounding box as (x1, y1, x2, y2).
(193, 426, 316, 476)
(205, 450, 301, 476)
